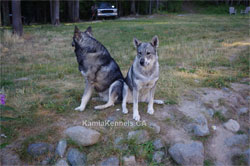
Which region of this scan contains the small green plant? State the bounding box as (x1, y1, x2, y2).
(66, 138, 84, 152)
(192, 135, 210, 143)
(202, 76, 237, 88)
(122, 139, 155, 163)
(165, 99, 177, 105)
(236, 130, 245, 135)
(214, 111, 227, 122)
(204, 159, 215, 166)
(231, 154, 247, 166)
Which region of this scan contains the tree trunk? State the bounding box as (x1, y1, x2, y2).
(54, 0, 59, 25)
(137, 1, 140, 14)
(149, 0, 152, 14)
(50, 0, 54, 24)
(12, 0, 23, 36)
(73, 0, 79, 22)
(156, 0, 159, 12)
(131, 0, 136, 15)
(0, 3, 2, 26)
(2, 1, 10, 26)
(68, 0, 79, 22)
(68, 1, 73, 21)
(230, 0, 233, 6)
(50, 0, 59, 25)
(119, 1, 123, 16)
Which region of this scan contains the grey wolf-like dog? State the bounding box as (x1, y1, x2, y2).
(72, 26, 124, 111)
(122, 36, 164, 121)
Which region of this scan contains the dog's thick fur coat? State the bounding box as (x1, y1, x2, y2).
(72, 26, 124, 111)
(122, 36, 164, 121)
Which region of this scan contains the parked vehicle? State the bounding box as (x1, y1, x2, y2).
(95, 2, 118, 19)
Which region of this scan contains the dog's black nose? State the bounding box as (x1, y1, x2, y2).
(140, 59, 145, 66)
(72, 41, 75, 47)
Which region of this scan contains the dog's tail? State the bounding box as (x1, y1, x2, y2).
(94, 79, 124, 110)
(111, 79, 124, 102)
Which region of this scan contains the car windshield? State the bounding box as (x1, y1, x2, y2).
(98, 2, 112, 9)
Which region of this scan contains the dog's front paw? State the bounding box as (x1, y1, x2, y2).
(154, 100, 164, 105)
(133, 113, 140, 121)
(94, 105, 103, 110)
(122, 107, 128, 114)
(147, 108, 154, 115)
(74, 106, 85, 112)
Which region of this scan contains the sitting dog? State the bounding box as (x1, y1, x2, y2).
(72, 26, 124, 111)
(122, 36, 164, 121)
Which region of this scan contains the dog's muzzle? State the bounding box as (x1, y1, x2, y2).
(140, 58, 145, 66)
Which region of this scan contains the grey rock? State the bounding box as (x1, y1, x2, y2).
(238, 107, 248, 115)
(243, 149, 250, 166)
(56, 139, 67, 157)
(99, 156, 119, 166)
(40, 157, 51, 165)
(107, 115, 117, 122)
(128, 130, 150, 144)
(123, 155, 136, 166)
(0, 149, 21, 166)
(224, 134, 248, 146)
(55, 159, 69, 166)
(153, 151, 164, 163)
(222, 87, 230, 92)
(194, 124, 210, 136)
(114, 137, 128, 151)
(67, 148, 86, 166)
(27, 142, 53, 157)
(64, 126, 101, 146)
(195, 115, 207, 126)
(185, 116, 210, 137)
(153, 138, 164, 150)
(148, 122, 161, 134)
(169, 141, 204, 166)
(223, 119, 240, 132)
(184, 123, 195, 133)
(206, 108, 214, 117)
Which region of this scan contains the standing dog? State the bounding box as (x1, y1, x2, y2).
(72, 26, 124, 111)
(122, 36, 164, 121)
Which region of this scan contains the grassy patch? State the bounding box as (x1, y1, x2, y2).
(231, 154, 247, 166)
(191, 135, 211, 143)
(213, 111, 227, 122)
(202, 76, 236, 88)
(204, 159, 215, 166)
(0, 14, 249, 165)
(122, 139, 155, 164)
(16, 127, 60, 162)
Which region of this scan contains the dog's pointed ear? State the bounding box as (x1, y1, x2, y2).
(74, 26, 80, 34)
(133, 37, 141, 48)
(151, 35, 159, 48)
(74, 26, 81, 39)
(86, 26, 93, 36)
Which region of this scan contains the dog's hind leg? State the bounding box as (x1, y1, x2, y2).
(75, 80, 93, 112)
(94, 80, 123, 110)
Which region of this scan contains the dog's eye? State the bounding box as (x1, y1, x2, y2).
(138, 51, 142, 55)
(147, 52, 150, 55)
